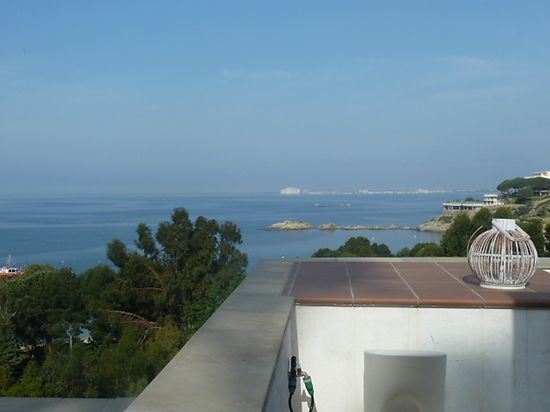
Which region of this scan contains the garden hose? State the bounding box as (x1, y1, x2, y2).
(288, 356, 315, 411)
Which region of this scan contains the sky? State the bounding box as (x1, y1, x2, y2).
(1, 1, 549, 194)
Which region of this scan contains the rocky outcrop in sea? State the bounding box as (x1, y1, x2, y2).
(418, 215, 454, 232)
(268, 221, 417, 231)
(267, 221, 314, 230)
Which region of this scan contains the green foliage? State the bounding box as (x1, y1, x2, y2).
(0, 365, 11, 395)
(439, 208, 518, 257)
(7, 361, 44, 397)
(0, 207, 247, 398)
(396, 242, 444, 257)
(493, 207, 514, 219)
(497, 176, 550, 198)
(497, 177, 527, 196)
(471, 208, 493, 233)
(519, 219, 545, 256)
(38, 343, 101, 397)
(0, 323, 26, 385)
(312, 237, 391, 258)
(410, 242, 444, 257)
(0, 267, 84, 349)
(106, 239, 129, 268)
(545, 223, 550, 257)
(516, 187, 534, 204)
(396, 247, 411, 257)
(440, 213, 474, 256)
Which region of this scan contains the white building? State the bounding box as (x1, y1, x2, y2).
(280, 187, 302, 195)
(482, 194, 503, 206)
(525, 170, 550, 179)
(443, 194, 503, 214)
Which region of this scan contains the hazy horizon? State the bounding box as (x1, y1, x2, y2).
(2, 2, 549, 194)
(0, 187, 493, 198)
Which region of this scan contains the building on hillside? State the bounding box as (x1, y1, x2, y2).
(482, 194, 503, 206)
(523, 171, 550, 196)
(442, 194, 503, 214)
(525, 170, 550, 179)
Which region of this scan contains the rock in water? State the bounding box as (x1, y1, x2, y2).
(319, 223, 338, 230)
(268, 220, 314, 230)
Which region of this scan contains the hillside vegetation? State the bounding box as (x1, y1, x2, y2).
(0, 208, 247, 397)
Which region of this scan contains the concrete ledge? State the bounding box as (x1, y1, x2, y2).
(539, 257, 550, 268)
(125, 259, 294, 412)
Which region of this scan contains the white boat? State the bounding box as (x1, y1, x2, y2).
(0, 255, 25, 277)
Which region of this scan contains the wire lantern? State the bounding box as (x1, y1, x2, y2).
(468, 219, 538, 289)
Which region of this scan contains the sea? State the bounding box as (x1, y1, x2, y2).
(0, 192, 483, 274)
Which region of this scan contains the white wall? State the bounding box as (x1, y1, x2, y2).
(295, 306, 550, 412)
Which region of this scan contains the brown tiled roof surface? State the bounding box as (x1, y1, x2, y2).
(283, 261, 550, 308)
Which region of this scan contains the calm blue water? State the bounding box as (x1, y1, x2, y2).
(0, 192, 482, 273)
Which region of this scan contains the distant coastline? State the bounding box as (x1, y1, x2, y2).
(279, 186, 486, 196)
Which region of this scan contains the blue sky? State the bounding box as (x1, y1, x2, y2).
(1, 1, 549, 194)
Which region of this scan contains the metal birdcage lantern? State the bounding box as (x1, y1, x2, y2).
(468, 219, 538, 289)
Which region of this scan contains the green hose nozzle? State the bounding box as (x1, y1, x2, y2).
(303, 375, 314, 397)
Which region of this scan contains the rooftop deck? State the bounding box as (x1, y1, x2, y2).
(284, 260, 550, 308)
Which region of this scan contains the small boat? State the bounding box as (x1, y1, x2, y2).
(0, 255, 25, 277)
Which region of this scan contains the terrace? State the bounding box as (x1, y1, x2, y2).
(125, 257, 550, 412)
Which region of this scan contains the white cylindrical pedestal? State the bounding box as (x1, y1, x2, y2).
(364, 350, 447, 412)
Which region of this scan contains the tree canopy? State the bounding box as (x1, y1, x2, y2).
(313, 237, 392, 258)
(0, 208, 247, 397)
(497, 176, 550, 198)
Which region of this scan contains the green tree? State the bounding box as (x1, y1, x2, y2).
(493, 207, 514, 219)
(497, 177, 524, 196)
(440, 214, 473, 256)
(97, 326, 150, 397)
(135, 223, 159, 259)
(90, 207, 247, 342)
(312, 237, 391, 257)
(396, 247, 411, 257)
(312, 248, 335, 257)
(39, 343, 100, 397)
(0, 207, 247, 398)
(471, 208, 492, 233)
(545, 223, 550, 257)
(519, 219, 545, 256)
(106, 239, 129, 268)
(7, 361, 44, 397)
(516, 187, 534, 204)
(0, 322, 25, 386)
(410, 242, 444, 257)
(0, 267, 85, 351)
(497, 176, 550, 199)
